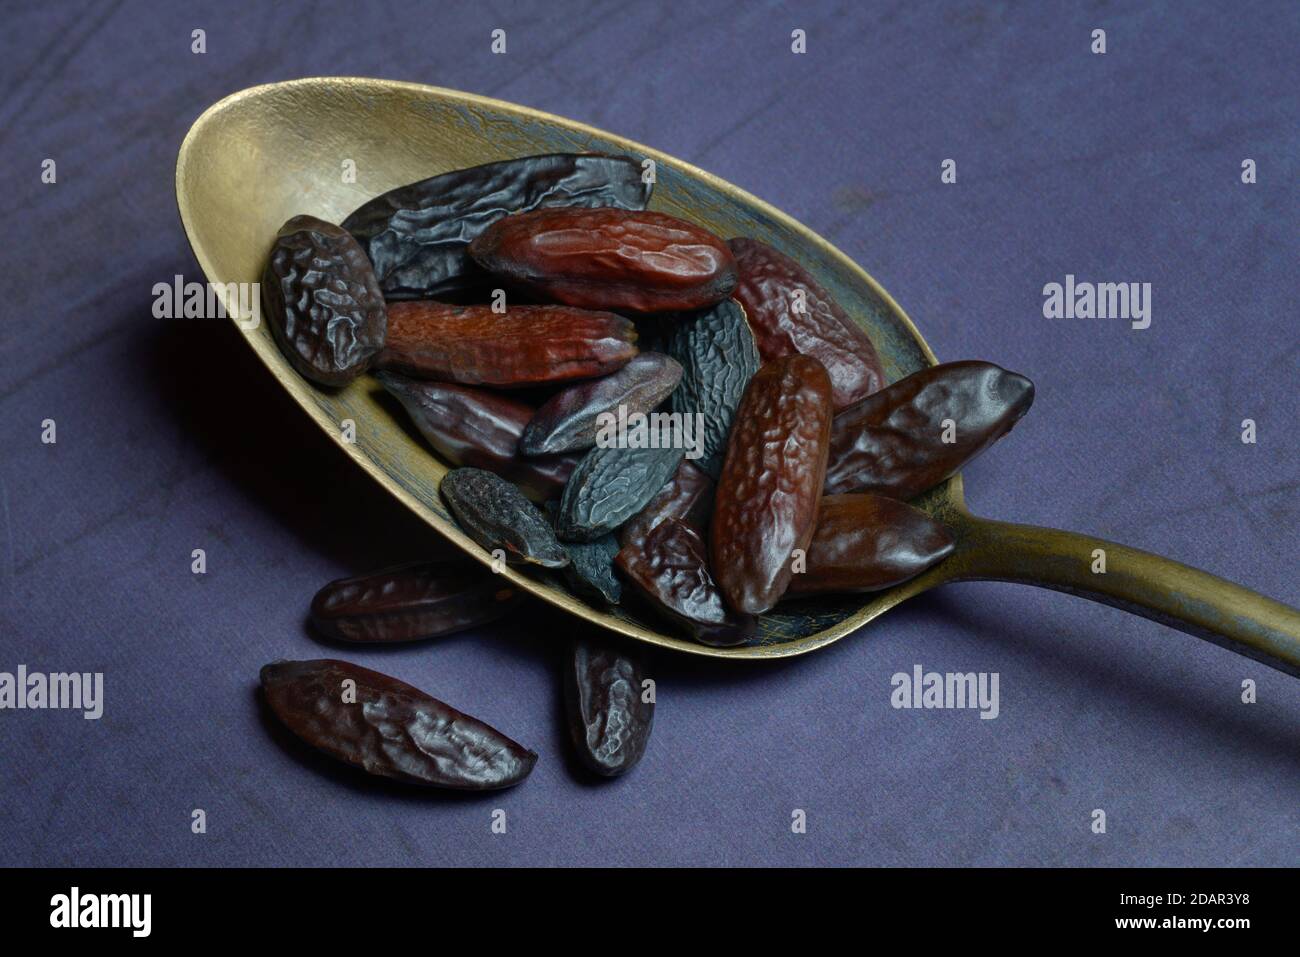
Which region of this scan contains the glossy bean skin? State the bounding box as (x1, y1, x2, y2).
(616, 519, 756, 647)
(520, 353, 683, 456)
(727, 238, 884, 410)
(309, 560, 525, 642)
(556, 445, 686, 542)
(378, 301, 637, 388)
(825, 361, 1035, 498)
(440, 468, 569, 568)
(618, 459, 714, 552)
(261, 659, 536, 790)
(377, 372, 577, 502)
(343, 153, 651, 300)
(711, 355, 834, 614)
(663, 299, 761, 478)
(469, 208, 737, 314)
(564, 633, 654, 776)
(785, 495, 955, 595)
(262, 214, 387, 386)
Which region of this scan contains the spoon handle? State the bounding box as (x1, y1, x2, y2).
(942, 512, 1300, 677)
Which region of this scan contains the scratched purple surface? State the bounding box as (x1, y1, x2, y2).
(0, 1, 1296, 867)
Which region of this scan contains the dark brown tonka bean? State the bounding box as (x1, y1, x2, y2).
(825, 361, 1035, 498)
(309, 560, 524, 643)
(469, 207, 737, 314)
(711, 355, 834, 615)
(727, 237, 884, 410)
(615, 519, 756, 647)
(543, 503, 623, 605)
(560, 534, 624, 604)
(378, 301, 637, 388)
(618, 459, 714, 551)
(663, 299, 761, 478)
(520, 353, 683, 456)
(785, 494, 955, 595)
(342, 153, 651, 300)
(260, 659, 536, 790)
(262, 214, 387, 386)
(440, 468, 569, 568)
(564, 632, 654, 776)
(377, 372, 577, 502)
(556, 445, 686, 542)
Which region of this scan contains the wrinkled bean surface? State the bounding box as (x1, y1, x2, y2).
(310, 560, 524, 642)
(470, 207, 736, 314)
(557, 444, 686, 543)
(564, 634, 654, 776)
(262, 214, 387, 386)
(261, 659, 536, 790)
(379, 301, 637, 388)
(664, 299, 761, 478)
(441, 467, 569, 568)
(711, 355, 834, 614)
(520, 352, 682, 456)
(825, 361, 1035, 498)
(343, 153, 650, 300)
(728, 237, 884, 410)
(616, 519, 756, 646)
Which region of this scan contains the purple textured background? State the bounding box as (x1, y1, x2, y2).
(1, 1, 1297, 867)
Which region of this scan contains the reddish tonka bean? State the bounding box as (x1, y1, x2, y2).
(378, 301, 637, 388)
(469, 208, 737, 314)
(785, 494, 955, 596)
(711, 355, 834, 615)
(342, 152, 651, 301)
(728, 237, 884, 410)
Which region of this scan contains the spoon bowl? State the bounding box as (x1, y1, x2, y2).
(177, 77, 1300, 673)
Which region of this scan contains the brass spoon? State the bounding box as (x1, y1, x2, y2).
(175, 77, 1300, 674)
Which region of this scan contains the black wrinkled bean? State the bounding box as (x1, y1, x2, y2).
(664, 299, 761, 478)
(556, 445, 686, 542)
(343, 153, 651, 300)
(544, 503, 623, 605)
(441, 468, 569, 568)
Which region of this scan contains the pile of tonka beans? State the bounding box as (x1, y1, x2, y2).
(255, 153, 1034, 789)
